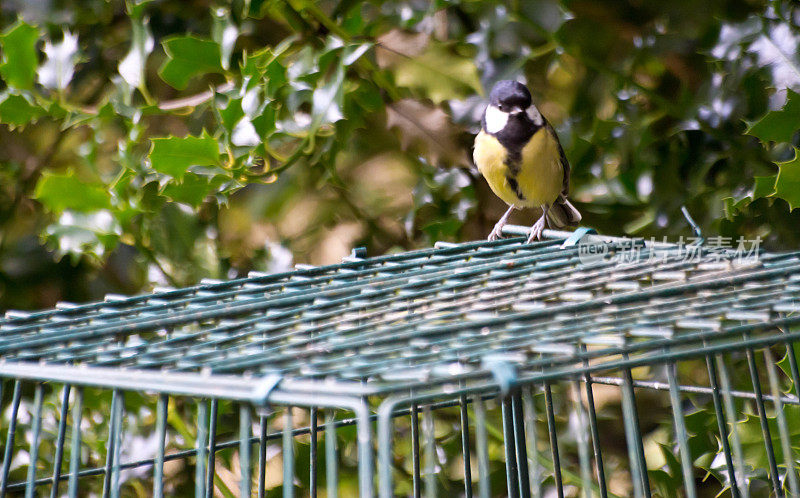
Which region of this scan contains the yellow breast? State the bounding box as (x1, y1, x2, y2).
(473, 129, 563, 208)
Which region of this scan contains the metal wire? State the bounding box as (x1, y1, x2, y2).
(1, 227, 800, 497)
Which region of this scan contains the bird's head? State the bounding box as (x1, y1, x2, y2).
(483, 80, 543, 134)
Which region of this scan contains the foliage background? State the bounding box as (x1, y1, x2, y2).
(1, 1, 800, 496)
(0, 0, 799, 312)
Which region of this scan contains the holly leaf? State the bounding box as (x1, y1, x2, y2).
(0, 93, 44, 127)
(34, 170, 111, 213)
(158, 36, 223, 90)
(772, 148, 800, 211)
(311, 63, 345, 126)
(161, 173, 225, 207)
(748, 22, 800, 91)
(752, 174, 777, 200)
(118, 4, 154, 91)
(0, 20, 39, 89)
(38, 31, 79, 90)
(148, 131, 221, 179)
(747, 90, 800, 143)
(377, 31, 481, 103)
(212, 8, 238, 71)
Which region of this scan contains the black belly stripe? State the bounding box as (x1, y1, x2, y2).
(504, 150, 521, 176)
(506, 175, 526, 201)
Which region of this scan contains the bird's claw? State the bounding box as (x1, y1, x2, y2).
(526, 216, 546, 243)
(487, 220, 508, 241)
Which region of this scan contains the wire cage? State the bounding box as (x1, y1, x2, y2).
(1, 226, 799, 497)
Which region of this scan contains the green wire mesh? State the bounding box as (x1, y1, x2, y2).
(1, 226, 799, 497)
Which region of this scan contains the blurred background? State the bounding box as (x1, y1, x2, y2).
(1, 0, 799, 311)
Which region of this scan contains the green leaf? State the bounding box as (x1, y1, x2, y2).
(773, 148, 800, 211)
(212, 7, 238, 71)
(158, 36, 223, 90)
(778, 342, 800, 383)
(0, 93, 44, 127)
(311, 63, 345, 126)
(148, 131, 221, 179)
(34, 170, 111, 213)
(0, 20, 39, 89)
(752, 174, 777, 200)
(161, 173, 225, 207)
(747, 90, 800, 143)
(219, 97, 244, 133)
(118, 3, 154, 91)
(390, 40, 482, 104)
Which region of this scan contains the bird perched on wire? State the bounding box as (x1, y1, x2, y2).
(473, 80, 581, 242)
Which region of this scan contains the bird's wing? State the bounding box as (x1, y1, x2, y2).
(545, 120, 571, 195)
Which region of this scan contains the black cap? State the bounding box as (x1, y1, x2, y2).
(489, 80, 532, 110)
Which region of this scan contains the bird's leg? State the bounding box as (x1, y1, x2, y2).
(527, 204, 549, 243)
(488, 205, 516, 241)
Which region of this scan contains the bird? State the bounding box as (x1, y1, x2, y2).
(473, 80, 581, 243)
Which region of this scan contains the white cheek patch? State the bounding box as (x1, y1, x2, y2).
(484, 105, 508, 134)
(527, 105, 543, 126)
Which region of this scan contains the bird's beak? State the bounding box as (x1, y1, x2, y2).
(510, 107, 524, 115)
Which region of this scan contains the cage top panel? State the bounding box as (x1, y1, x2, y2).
(1, 227, 799, 399)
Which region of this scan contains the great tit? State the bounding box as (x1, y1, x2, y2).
(473, 80, 581, 242)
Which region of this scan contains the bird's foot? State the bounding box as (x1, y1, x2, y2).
(526, 215, 547, 243)
(487, 223, 505, 241)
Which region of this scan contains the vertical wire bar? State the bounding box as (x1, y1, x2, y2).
(102, 390, 119, 498)
(51, 384, 71, 498)
(570, 381, 592, 498)
(459, 395, 473, 498)
(205, 399, 218, 498)
(543, 383, 564, 498)
(110, 391, 124, 498)
(745, 345, 782, 496)
(283, 407, 295, 498)
(511, 392, 531, 498)
(717, 354, 749, 498)
(25, 384, 45, 498)
(703, 352, 740, 498)
(0, 381, 2, 466)
(67, 387, 83, 498)
(423, 405, 436, 498)
(196, 401, 208, 498)
(410, 404, 421, 498)
(580, 365, 608, 498)
(378, 403, 395, 498)
(522, 387, 541, 498)
(501, 398, 520, 497)
(764, 347, 799, 496)
(310, 407, 318, 498)
(621, 368, 649, 498)
(325, 410, 338, 498)
(0, 380, 22, 498)
(474, 396, 490, 498)
(355, 399, 374, 498)
(240, 405, 252, 498)
(258, 416, 268, 498)
(782, 338, 800, 489)
(666, 362, 697, 498)
(154, 395, 169, 498)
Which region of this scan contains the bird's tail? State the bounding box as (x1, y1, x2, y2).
(547, 195, 582, 228)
